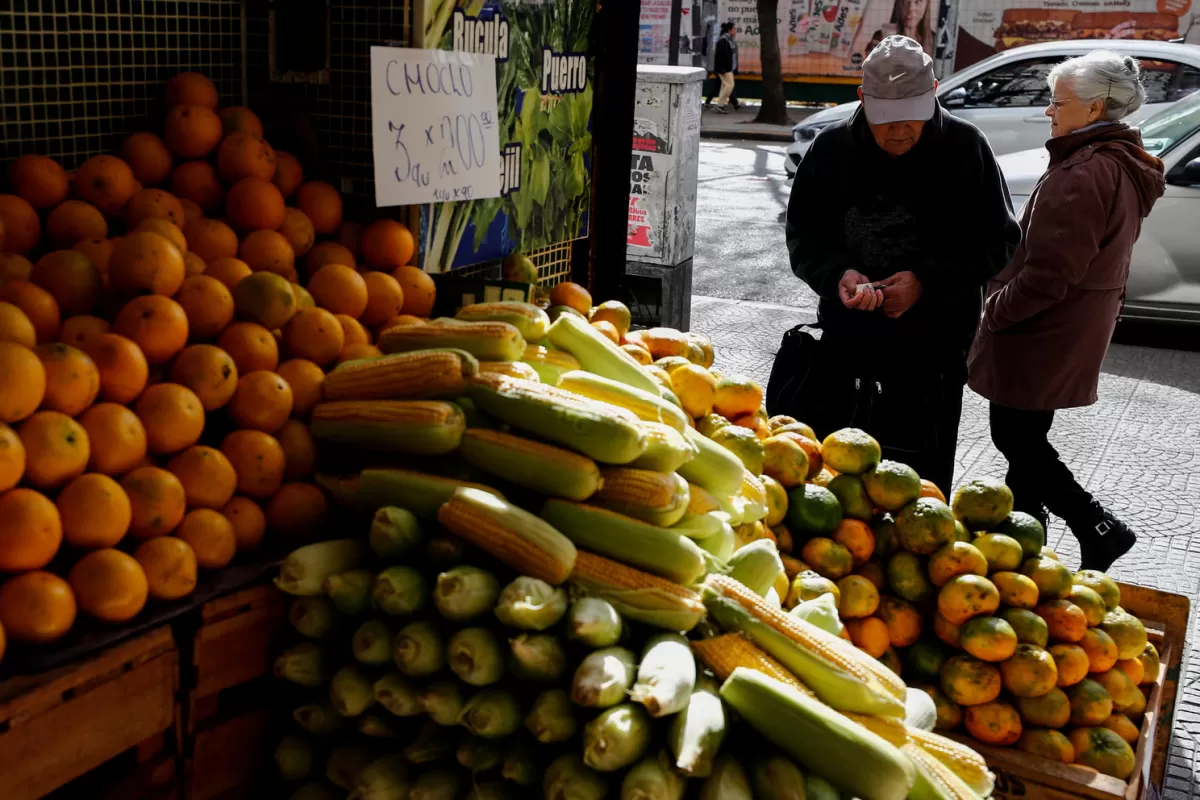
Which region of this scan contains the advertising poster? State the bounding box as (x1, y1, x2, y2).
(640, 0, 675, 65)
(416, 0, 594, 273)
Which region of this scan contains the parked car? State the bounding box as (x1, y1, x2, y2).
(784, 40, 1200, 177)
(997, 89, 1200, 325)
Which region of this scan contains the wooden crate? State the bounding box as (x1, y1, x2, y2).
(0, 626, 179, 800)
(951, 582, 1189, 800)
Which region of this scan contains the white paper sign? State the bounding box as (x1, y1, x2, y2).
(370, 46, 502, 207)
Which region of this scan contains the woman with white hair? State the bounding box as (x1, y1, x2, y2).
(968, 50, 1165, 571)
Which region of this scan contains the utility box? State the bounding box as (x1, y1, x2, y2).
(626, 65, 704, 330)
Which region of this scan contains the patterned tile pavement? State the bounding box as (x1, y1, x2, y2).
(690, 294, 1200, 798)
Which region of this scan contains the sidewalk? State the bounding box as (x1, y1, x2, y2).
(700, 102, 818, 142)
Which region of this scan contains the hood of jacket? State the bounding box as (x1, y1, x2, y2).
(1046, 122, 1165, 217)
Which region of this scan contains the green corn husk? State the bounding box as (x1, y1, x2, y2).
(620, 751, 687, 800)
(751, 751, 808, 800)
(372, 672, 423, 716)
(566, 597, 624, 647)
(806, 774, 842, 800)
(510, 633, 568, 681)
(526, 688, 578, 743)
(494, 576, 568, 630)
(727, 539, 785, 598)
(368, 506, 423, 558)
(394, 619, 445, 677)
(420, 679, 466, 725)
(544, 754, 609, 800)
(668, 674, 726, 777)
(289, 596, 338, 638)
(275, 643, 331, 687)
(327, 745, 375, 790)
(330, 666, 376, 717)
(459, 689, 523, 738)
(448, 627, 505, 686)
(275, 734, 315, 781)
(357, 713, 401, 738)
(789, 593, 844, 637)
(293, 703, 345, 737)
(700, 754, 753, 799)
(502, 740, 540, 786)
(572, 647, 636, 708)
(277, 539, 368, 595)
(289, 783, 340, 800)
(353, 620, 394, 664)
(694, 521, 737, 563)
(457, 736, 504, 772)
(373, 566, 427, 616)
(631, 634, 696, 717)
(434, 566, 500, 621)
(325, 569, 375, 615)
(409, 768, 465, 800)
(583, 703, 653, 772)
(349, 754, 409, 800)
(405, 721, 456, 764)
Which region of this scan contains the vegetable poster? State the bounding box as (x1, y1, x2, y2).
(416, 0, 595, 273)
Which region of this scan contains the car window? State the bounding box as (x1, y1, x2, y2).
(1139, 90, 1200, 157)
(1138, 61, 1200, 104)
(959, 58, 1061, 108)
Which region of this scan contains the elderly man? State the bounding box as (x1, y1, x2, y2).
(775, 36, 1021, 492)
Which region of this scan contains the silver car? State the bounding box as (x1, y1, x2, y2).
(784, 40, 1200, 176)
(998, 90, 1200, 325)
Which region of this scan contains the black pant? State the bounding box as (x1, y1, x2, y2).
(988, 404, 1095, 521)
(892, 383, 964, 497)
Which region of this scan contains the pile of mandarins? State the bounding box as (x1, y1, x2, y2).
(0, 71, 435, 659)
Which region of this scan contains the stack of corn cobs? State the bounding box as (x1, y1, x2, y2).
(268, 303, 995, 799)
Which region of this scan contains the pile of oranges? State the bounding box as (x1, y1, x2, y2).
(0, 71, 435, 660)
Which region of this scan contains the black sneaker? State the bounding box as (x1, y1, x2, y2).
(1069, 503, 1137, 572)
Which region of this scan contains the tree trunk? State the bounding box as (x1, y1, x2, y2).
(754, 0, 791, 126)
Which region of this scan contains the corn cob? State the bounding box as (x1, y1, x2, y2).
(669, 674, 727, 778)
(310, 400, 465, 454)
(478, 360, 541, 382)
(592, 468, 691, 527)
(908, 728, 994, 798)
(673, 510, 732, 541)
(557, 370, 690, 433)
(569, 551, 704, 631)
(684, 482, 722, 518)
(702, 574, 907, 717)
(323, 349, 478, 401)
(840, 712, 910, 747)
(678, 428, 746, 496)
(719, 668, 916, 800)
(903, 742, 981, 800)
(739, 471, 769, 523)
(466, 373, 647, 464)
(541, 499, 708, 585)
(520, 345, 581, 384)
(457, 428, 602, 501)
(438, 487, 577, 585)
(694, 519, 736, 562)
(378, 319, 527, 362)
(629, 421, 696, 473)
(545, 312, 664, 397)
(315, 468, 503, 519)
(691, 633, 814, 695)
(631, 634, 697, 717)
(455, 301, 550, 341)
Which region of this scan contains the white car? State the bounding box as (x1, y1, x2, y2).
(999, 90, 1200, 325)
(784, 40, 1200, 177)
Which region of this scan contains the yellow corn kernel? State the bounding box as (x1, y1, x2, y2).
(479, 361, 541, 381)
(322, 350, 475, 402)
(903, 742, 981, 800)
(908, 727, 994, 797)
(841, 712, 909, 748)
(593, 468, 691, 527)
(378, 319, 526, 362)
(569, 550, 704, 631)
(691, 634, 815, 696)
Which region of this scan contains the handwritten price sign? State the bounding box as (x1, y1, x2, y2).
(371, 47, 502, 207)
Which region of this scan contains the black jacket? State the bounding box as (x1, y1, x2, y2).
(786, 104, 1021, 368)
(714, 35, 737, 74)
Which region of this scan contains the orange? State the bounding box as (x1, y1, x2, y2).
(964, 701, 1022, 746)
(394, 265, 436, 316)
(58, 314, 111, 350)
(240, 231, 296, 281)
(182, 250, 205, 278)
(218, 321, 279, 373)
(219, 106, 263, 138)
(45, 200, 108, 247)
(714, 375, 764, 420)
(1069, 727, 1136, 780)
(222, 429, 286, 498)
(1050, 643, 1092, 687)
(30, 249, 102, 316)
(114, 295, 189, 365)
(845, 616, 890, 658)
(360, 271, 405, 326)
(204, 257, 253, 291)
(1116, 657, 1145, 687)
(35, 343, 100, 416)
(120, 132, 174, 186)
(266, 482, 329, 536)
(928, 541, 989, 588)
(0, 423, 25, 491)
(134, 536, 197, 600)
(133, 219, 187, 255)
(306, 241, 356, 273)
(0, 302, 37, 348)
(835, 574, 879, 619)
(225, 177, 285, 231)
(0, 488, 63, 571)
(177, 508, 237, 569)
(0, 280, 61, 344)
(283, 307, 344, 367)
(336, 314, 370, 347)
(9, 154, 69, 209)
(229, 370, 293, 433)
(361, 219, 415, 268)
(166, 72, 219, 109)
(232, 270, 298, 333)
(938, 575, 1000, 626)
(167, 445, 237, 510)
(0, 341, 46, 423)
(308, 264, 368, 317)
(277, 208, 315, 258)
(85, 333, 149, 404)
(68, 548, 148, 623)
(381, 314, 424, 331)
(1038, 599, 1088, 644)
(170, 161, 225, 212)
(549, 282, 592, 315)
(670, 363, 717, 418)
(0, 195, 41, 254)
(72, 239, 114, 275)
(121, 466, 187, 538)
(1079, 628, 1120, 674)
(174, 274, 235, 339)
(0, 571, 77, 644)
(108, 231, 187, 297)
(279, 419, 318, 481)
(296, 181, 343, 235)
(135, 382, 205, 455)
(183, 218, 238, 264)
(276, 358, 325, 418)
(271, 151, 305, 198)
(222, 496, 267, 552)
(73, 155, 137, 214)
(216, 132, 277, 183)
(78, 403, 148, 476)
(126, 188, 186, 228)
(164, 105, 223, 159)
(337, 343, 382, 364)
(961, 616, 1019, 662)
(1000, 643, 1059, 697)
(19, 411, 90, 489)
(179, 199, 204, 225)
(170, 344, 238, 411)
(877, 596, 923, 647)
(832, 519, 875, 566)
(0, 253, 35, 283)
(941, 654, 1003, 706)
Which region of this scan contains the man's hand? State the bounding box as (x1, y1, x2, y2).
(880, 271, 922, 318)
(838, 270, 883, 311)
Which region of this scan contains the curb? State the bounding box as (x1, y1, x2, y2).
(700, 127, 794, 143)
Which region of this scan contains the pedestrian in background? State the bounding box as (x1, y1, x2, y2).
(710, 22, 738, 114)
(968, 51, 1165, 571)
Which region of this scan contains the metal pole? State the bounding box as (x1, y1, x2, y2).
(668, 0, 682, 66)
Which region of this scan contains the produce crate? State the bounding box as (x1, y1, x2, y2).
(949, 582, 1189, 800)
(0, 626, 179, 800)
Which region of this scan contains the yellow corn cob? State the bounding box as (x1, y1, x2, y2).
(471, 372, 640, 419)
(568, 550, 705, 631)
(545, 312, 664, 396)
(438, 487, 577, 585)
(457, 428, 603, 501)
(903, 742, 981, 800)
(908, 728, 994, 798)
(684, 482, 722, 518)
(378, 319, 527, 362)
(677, 428, 745, 496)
(557, 370, 690, 433)
(315, 468, 503, 519)
(310, 400, 465, 454)
(478, 360, 541, 382)
(840, 712, 910, 747)
(691, 633, 815, 696)
(629, 422, 696, 473)
(520, 345, 581, 384)
(455, 301, 549, 341)
(322, 349, 477, 402)
(593, 468, 691, 527)
(739, 470, 769, 523)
